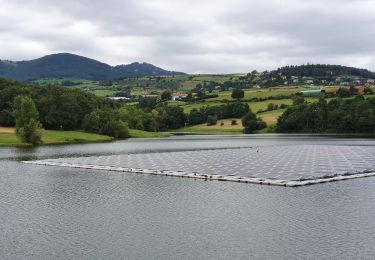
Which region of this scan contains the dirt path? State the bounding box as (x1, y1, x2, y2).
(0, 127, 15, 134)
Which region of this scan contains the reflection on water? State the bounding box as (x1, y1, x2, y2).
(1, 134, 375, 259)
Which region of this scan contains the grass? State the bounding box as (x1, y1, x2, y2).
(209, 87, 337, 102)
(181, 97, 320, 113)
(128, 129, 172, 138)
(0, 133, 22, 146)
(92, 89, 115, 97)
(209, 87, 306, 101)
(42, 130, 113, 144)
(0, 129, 113, 147)
(0, 128, 172, 147)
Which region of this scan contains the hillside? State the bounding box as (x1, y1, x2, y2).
(224, 64, 375, 89)
(0, 53, 184, 81)
(115, 62, 184, 78)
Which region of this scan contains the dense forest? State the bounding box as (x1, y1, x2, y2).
(273, 64, 375, 79)
(276, 96, 375, 133)
(0, 53, 184, 81)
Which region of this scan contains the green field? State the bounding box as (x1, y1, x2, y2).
(0, 128, 171, 147)
(92, 89, 116, 97)
(210, 87, 308, 101)
(180, 97, 320, 113)
(0, 129, 113, 147)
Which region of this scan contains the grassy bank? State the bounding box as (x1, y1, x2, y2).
(0, 128, 113, 147)
(0, 128, 171, 147)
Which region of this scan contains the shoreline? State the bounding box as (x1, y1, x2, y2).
(0, 128, 172, 148)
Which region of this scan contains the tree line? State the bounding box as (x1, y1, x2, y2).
(276, 96, 375, 133)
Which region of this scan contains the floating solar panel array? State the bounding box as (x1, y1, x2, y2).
(23, 145, 375, 187)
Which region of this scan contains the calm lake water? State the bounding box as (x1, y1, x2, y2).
(1, 134, 375, 259)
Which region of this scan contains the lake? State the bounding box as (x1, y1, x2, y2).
(1, 134, 375, 259)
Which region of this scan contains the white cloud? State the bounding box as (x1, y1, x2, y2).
(0, 0, 375, 73)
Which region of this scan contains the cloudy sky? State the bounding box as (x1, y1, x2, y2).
(0, 0, 374, 73)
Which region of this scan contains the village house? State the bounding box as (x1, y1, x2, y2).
(171, 93, 188, 101)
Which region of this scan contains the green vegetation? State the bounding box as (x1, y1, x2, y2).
(187, 102, 250, 126)
(83, 109, 129, 139)
(2, 60, 375, 143)
(206, 115, 218, 126)
(241, 110, 267, 134)
(219, 64, 375, 88)
(0, 132, 21, 146)
(231, 88, 244, 99)
(0, 78, 113, 130)
(276, 96, 375, 133)
(0, 129, 113, 147)
(93, 89, 116, 97)
(42, 130, 113, 144)
(13, 96, 42, 145)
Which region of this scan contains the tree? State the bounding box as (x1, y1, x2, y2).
(241, 110, 267, 134)
(231, 88, 244, 99)
(292, 95, 305, 105)
(336, 88, 351, 98)
(161, 90, 172, 101)
(206, 115, 217, 126)
(188, 108, 206, 125)
(83, 109, 129, 138)
(13, 96, 42, 145)
(267, 103, 275, 111)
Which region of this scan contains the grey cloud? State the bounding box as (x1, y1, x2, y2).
(0, 0, 375, 73)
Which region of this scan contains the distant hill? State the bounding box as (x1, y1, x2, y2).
(0, 53, 185, 81)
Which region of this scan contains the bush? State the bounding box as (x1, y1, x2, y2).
(292, 95, 305, 105)
(161, 90, 172, 101)
(241, 110, 267, 134)
(231, 88, 245, 99)
(206, 115, 217, 126)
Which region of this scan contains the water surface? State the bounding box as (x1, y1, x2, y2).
(1, 134, 375, 259)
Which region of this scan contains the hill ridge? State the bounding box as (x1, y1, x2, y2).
(0, 53, 185, 81)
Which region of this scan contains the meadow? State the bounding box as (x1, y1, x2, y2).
(0, 128, 170, 147)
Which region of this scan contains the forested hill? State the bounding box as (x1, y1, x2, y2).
(0, 53, 185, 81)
(272, 64, 375, 79)
(229, 64, 375, 88)
(114, 62, 183, 78)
